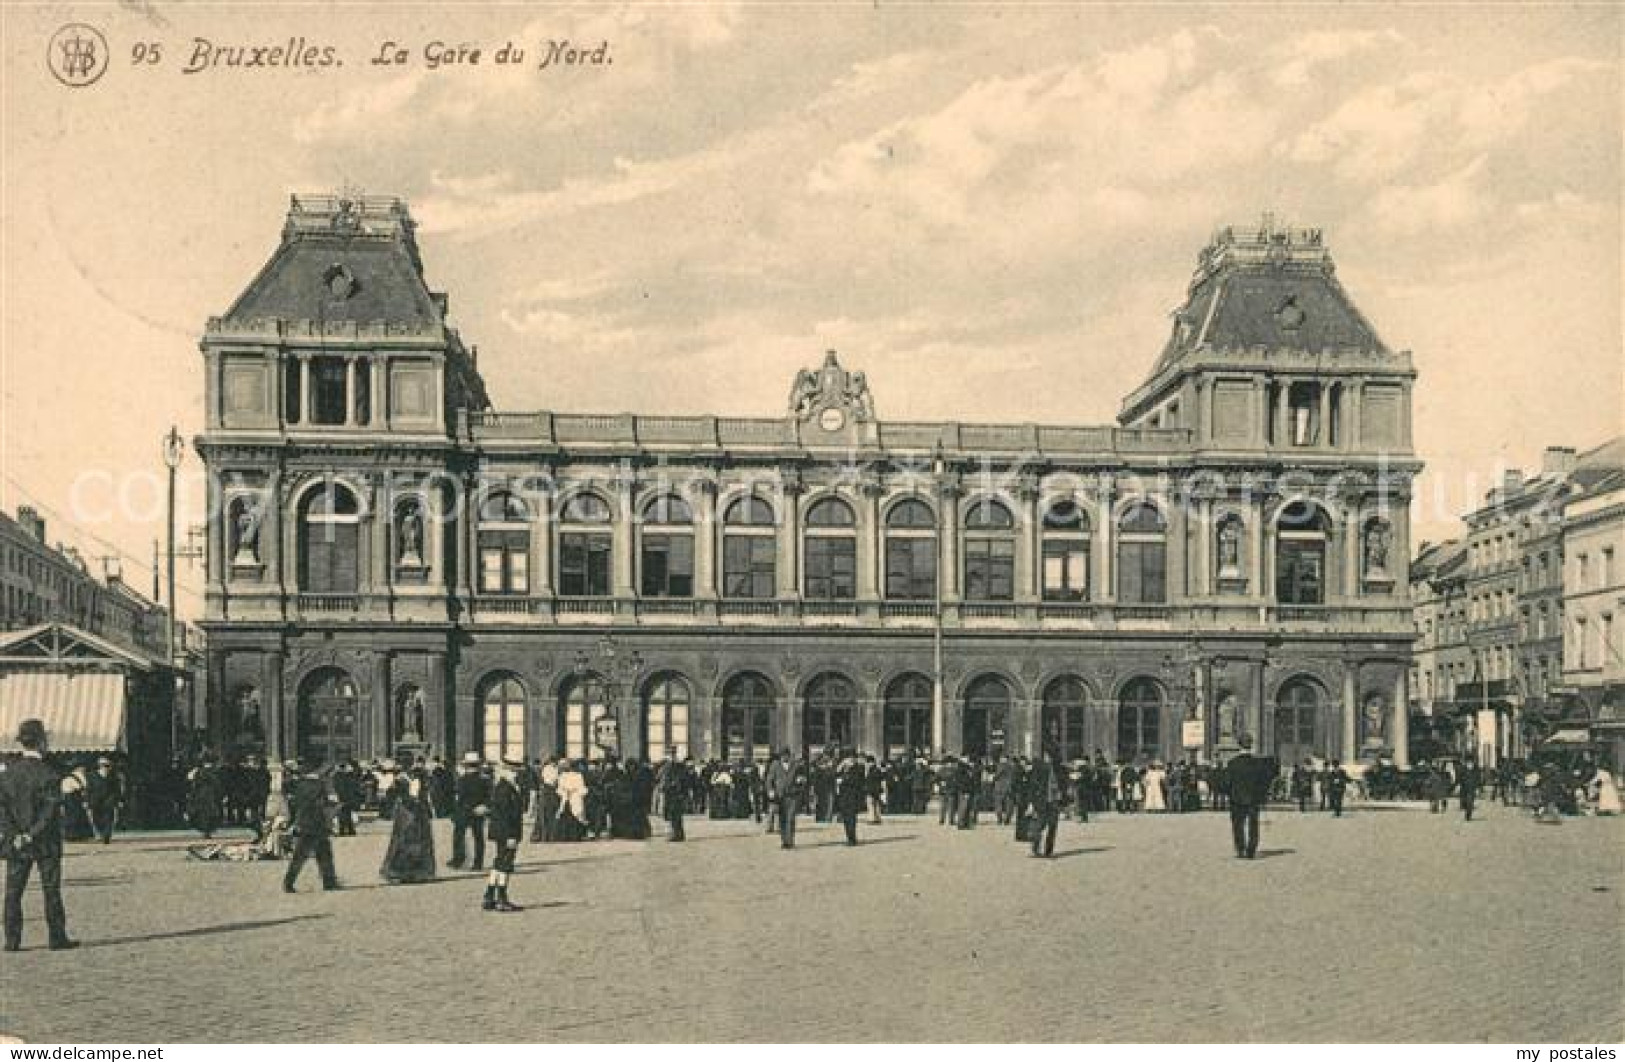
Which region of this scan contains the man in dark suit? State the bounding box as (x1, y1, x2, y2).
(834, 750, 865, 846)
(281, 760, 339, 892)
(483, 756, 525, 912)
(1027, 750, 1063, 858)
(1, 720, 75, 950)
(660, 751, 692, 841)
(1223, 735, 1271, 859)
(448, 752, 490, 870)
(1458, 757, 1482, 821)
(1326, 759, 1350, 817)
(85, 757, 121, 844)
(763, 749, 805, 849)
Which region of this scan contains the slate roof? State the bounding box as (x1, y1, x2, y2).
(1153, 220, 1388, 373)
(222, 195, 441, 328)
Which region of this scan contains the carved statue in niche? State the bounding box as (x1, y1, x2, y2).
(1362, 693, 1388, 744)
(1364, 520, 1392, 577)
(234, 686, 264, 743)
(1216, 692, 1240, 742)
(231, 497, 262, 566)
(397, 685, 426, 744)
(1216, 517, 1243, 576)
(846, 371, 876, 422)
(397, 502, 425, 568)
(788, 369, 819, 416)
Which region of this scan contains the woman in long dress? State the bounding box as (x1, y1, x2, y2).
(1591, 769, 1622, 816)
(380, 769, 436, 884)
(1142, 762, 1168, 813)
(554, 759, 589, 841)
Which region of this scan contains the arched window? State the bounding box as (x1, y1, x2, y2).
(477, 491, 530, 595)
(1117, 501, 1166, 604)
(559, 492, 612, 597)
(1276, 501, 1330, 605)
(804, 497, 856, 600)
(964, 498, 1015, 601)
(721, 672, 775, 762)
(723, 495, 776, 599)
(559, 674, 610, 761)
(643, 675, 691, 762)
(639, 495, 694, 598)
(885, 498, 937, 600)
(803, 673, 856, 756)
(298, 483, 360, 594)
(480, 673, 527, 763)
(962, 675, 1011, 760)
(1274, 678, 1321, 764)
(883, 673, 933, 758)
(1041, 676, 1088, 760)
(1116, 678, 1162, 762)
(1041, 499, 1090, 601)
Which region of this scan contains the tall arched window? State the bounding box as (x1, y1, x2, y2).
(721, 672, 775, 761)
(639, 495, 694, 598)
(1117, 678, 1162, 762)
(1041, 500, 1090, 601)
(1041, 676, 1088, 760)
(477, 491, 531, 595)
(883, 673, 933, 758)
(643, 674, 691, 762)
(1273, 677, 1322, 764)
(559, 492, 612, 597)
(1276, 501, 1330, 605)
(964, 498, 1015, 601)
(298, 483, 360, 594)
(480, 673, 527, 763)
(559, 674, 609, 761)
(885, 498, 937, 600)
(962, 675, 1011, 759)
(722, 495, 776, 599)
(804, 497, 856, 600)
(1117, 502, 1167, 605)
(803, 673, 856, 755)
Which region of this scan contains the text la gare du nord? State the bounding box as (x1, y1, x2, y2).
(169, 37, 610, 73)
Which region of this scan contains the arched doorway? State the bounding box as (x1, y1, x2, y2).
(1274, 678, 1323, 766)
(1117, 678, 1163, 763)
(721, 672, 775, 762)
(883, 673, 933, 758)
(1041, 676, 1088, 761)
(962, 675, 1011, 760)
(643, 673, 692, 762)
(479, 673, 527, 764)
(298, 667, 358, 766)
(803, 673, 856, 757)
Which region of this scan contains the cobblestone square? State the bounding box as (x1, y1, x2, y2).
(1, 803, 1620, 1043)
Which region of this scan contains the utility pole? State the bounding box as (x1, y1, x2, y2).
(931, 442, 946, 759)
(162, 427, 185, 754)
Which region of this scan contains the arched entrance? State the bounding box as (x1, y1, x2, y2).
(721, 672, 775, 762)
(883, 673, 933, 759)
(802, 673, 856, 757)
(962, 675, 1011, 760)
(1274, 678, 1323, 766)
(1041, 676, 1088, 761)
(298, 667, 358, 766)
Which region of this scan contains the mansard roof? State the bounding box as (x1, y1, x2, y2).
(219, 194, 442, 330)
(1153, 217, 1388, 374)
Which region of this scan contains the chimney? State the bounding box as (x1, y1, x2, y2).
(16, 506, 45, 543)
(102, 556, 123, 584)
(1502, 469, 1525, 493)
(1542, 446, 1578, 480)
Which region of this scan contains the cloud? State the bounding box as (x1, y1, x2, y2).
(291, 70, 428, 145)
(1365, 155, 1492, 236)
(1270, 29, 1406, 89)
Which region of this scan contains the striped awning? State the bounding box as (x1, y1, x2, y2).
(0, 671, 126, 752)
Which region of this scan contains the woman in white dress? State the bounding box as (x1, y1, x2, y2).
(1591, 769, 1622, 816)
(1142, 762, 1168, 813)
(555, 759, 589, 841)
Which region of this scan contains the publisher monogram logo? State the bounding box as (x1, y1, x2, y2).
(48, 23, 108, 87)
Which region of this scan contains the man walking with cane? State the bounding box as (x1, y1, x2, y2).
(1, 719, 76, 950)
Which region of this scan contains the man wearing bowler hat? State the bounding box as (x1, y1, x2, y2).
(448, 751, 490, 870)
(1, 719, 76, 950)
(1223, 734, 1272, 860)
(282, 758, 340, 893)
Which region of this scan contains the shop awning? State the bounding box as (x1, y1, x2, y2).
(1541, 727, 1596, 749)
(0, 671, 126, 752)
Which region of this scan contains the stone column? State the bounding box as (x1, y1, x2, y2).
(694, 478, 718, 600)
(1166, 494, 1187, 601)
(1341, 662, 1358, 761)
(266, 471, 285, 603)
(264, 650, 286, 764)
(370, 649, 391, 758)
(612, 500, 636, 599)
(1251, 661, 1267, 749)
(1392, 669, 1409, 767)
(372, 358, 387, 428)
(1192, 499, 1211, 599)
(299, 355, 313, 425)
(369, 480, 388, 596)
(454, 478, 474, 601)
(1094, 490, 1115, 604)
(344, 359, 357, 427)
(1317, 383, 1331, 448)
(776, 485, 801, 599)
(1015, 483, 1039, 604)
(1351, 377, 1366, 450)
(532, 486, 553, 596)
(427, 650, 452, 757)
(862, 696, 883, 756)
(780, 694, 800, 758)
(939, 484, 962, 603)
(1344, 506, 1361, 599)
(280, 656, 299, 760)
(207, 488, 227, 596)
(1252, 499, 1269, 603)
(857, 486, 881, 601)
(205, 650, 228, 753)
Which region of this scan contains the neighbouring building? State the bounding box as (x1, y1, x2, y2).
(1560, 446, 1625, 768)
(1408, 539, 1470, 761)
(197, 196, 1421, 770)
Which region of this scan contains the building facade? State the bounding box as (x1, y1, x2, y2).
(1562, 461, 1625, 766)
(198, 197, 1421, 769)
(1408, 539, 1471, 759)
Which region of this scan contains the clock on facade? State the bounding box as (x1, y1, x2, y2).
(818, 407, 846, 431)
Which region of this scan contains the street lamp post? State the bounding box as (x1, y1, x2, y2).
(574, 634, 642, 758)
(161, 426, 184, 755)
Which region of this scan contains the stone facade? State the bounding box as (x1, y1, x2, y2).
(198, 199, 1420, 767)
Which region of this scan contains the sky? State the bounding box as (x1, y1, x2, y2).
(1, 2, 1620, 620)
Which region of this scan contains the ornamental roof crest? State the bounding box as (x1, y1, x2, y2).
(788, 350, 876, 425)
